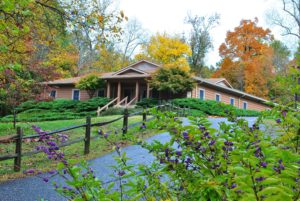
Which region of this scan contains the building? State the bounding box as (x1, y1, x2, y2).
(44, 60, 271, 111)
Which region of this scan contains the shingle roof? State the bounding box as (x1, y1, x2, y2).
(194, 76, 269, 104)
(46, 77, 82, 85)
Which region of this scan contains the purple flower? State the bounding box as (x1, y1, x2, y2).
(43, 177, 49, 183)
(279, 163, 285, 170)
(208, 140, 216, 146)
(236, 190, 242, 193)
(260, 162, 267, 168)
(118, 170, 125, 176)
(98, 129, 103, 135)
(231, 183, 237, 189)
(255, 177, 265, 182)
(224, 141, 233, 146)
(276, 118, 281, 124)
(140, 123, 146, 129)
(104, 133, 108, 138)
(48, 170, 57, 174)
(204, 132, 211, 138)
(281, 110, 287, 118)
(176, 151, 182, 156)
(199, 125, 206, 131)
(182, 131, 189, 140)
(174, 117, 178, 121)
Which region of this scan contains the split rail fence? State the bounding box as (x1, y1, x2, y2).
(0, 104, 190, 172)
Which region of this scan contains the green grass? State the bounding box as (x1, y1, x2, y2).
(0, 115, 157, 182)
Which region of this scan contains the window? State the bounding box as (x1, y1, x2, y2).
(72, 89, 80, 100)
(230, 98, 235, 106)
(98, 89, 105, 97)
(199, 89, 205, 100)
(243, 101, 248, 110)
(49, 90, 56, 98)
(215, 94, 221, 102)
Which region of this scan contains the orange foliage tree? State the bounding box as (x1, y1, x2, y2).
(213, 18, 274, 98)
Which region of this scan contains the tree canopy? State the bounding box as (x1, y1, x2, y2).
(76, 74, 105, 98)
(135, 33, 192, 71)
(213, 19, 274, 98)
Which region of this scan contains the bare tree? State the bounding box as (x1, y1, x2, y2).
(268, 0, 300, 40)
(185, 13, 220, 76)
(120, 18, 149, 63)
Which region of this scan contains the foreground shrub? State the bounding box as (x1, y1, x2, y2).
(173, 98, 260, 117)
(26, 104, 299, 200)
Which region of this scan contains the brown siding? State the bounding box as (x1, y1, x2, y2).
(47, 85, 93, 101)
(192, 84, 270, 111)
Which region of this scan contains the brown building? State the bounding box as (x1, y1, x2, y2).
(44, 60, 271, 111)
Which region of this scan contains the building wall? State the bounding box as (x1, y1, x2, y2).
(47, 86, 93, 101)
(192, 84, 270, 111)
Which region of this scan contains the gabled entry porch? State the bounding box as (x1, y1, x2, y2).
(106, 79, 151, 106)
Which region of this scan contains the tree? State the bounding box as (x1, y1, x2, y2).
(135, 33, 192, 71)
(149, 67, 195, 98)
(213, 19, 274, 98)
(76, 74, 105, 98)
(270, 40, 291, 75)
(185, 13, 220, 75)
(267, 0, 300, 40)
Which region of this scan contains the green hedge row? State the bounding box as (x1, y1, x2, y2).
(1, 97, 110, 122)
(172, 98, 260, 117)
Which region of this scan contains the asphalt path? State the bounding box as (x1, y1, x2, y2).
(0, 117, 258, 201)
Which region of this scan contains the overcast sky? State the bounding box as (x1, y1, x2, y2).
(119, 0, 292, 66)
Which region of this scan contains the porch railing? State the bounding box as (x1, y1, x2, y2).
(114, 96, 128, 107)
(126, 96, 137, 107)
(97, 97, 118, 116)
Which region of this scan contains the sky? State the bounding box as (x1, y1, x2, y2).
(119, 0, 292, 66)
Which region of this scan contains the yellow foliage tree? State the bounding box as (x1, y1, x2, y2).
(135, 33, 192, 71)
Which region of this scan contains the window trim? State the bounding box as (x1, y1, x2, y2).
(199, 89, 205, 100)
(243, 101, 248, 110)
(215, 93, 221, 102)
(72, 89, 80, 100)
(49, 90, 57, 98)
(230, 97, 235, 106)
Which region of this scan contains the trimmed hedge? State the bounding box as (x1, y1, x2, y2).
(136, 98, 159, 108)
(172, 98, 260, 117)
(1, 98, 110, 122)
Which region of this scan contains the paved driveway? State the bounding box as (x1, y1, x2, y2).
(0, 117, 258, 201)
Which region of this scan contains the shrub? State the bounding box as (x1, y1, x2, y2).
(172, 98, 260, 117)
(136, 98, 159, 108)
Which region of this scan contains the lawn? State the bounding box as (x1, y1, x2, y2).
(0, 114, 157, 182)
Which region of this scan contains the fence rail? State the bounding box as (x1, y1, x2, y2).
(0, 104, 187, 172)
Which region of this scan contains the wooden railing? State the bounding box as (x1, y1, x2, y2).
(0, 104, 187, 172)
(114, 96, 128, 107)
(97, 97, 118, 116)
(126, 96, 137, 107)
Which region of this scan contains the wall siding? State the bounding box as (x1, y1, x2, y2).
(193, 84, 270, 111)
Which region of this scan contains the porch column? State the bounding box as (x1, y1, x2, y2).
(146, 83, 150, 98)
(135, 81, 139, 101)
(117, 81, 121, 103)
(107, 82, 111, 98)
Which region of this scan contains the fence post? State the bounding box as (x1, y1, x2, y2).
(13, 110, 16, 129)
(14, 127, 22, 172)
(123, 108, 129, 136)
(142, 107, 147, 122)
(84, 116, 91, 155)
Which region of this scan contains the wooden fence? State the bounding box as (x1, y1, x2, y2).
(0, 104, 188, 172)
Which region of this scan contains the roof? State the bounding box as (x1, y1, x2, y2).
(46, 77, 82, 85)
(204, 78, 233, 88)
(193, 76, 269, 104)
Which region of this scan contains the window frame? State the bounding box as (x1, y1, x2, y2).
(49, 90, 57, 98)
(72, 89, 80, 100)
(230, 97, 235, 106)
(243, 101, 248, 110)
(199, 89, 205, 100)
(215, 93, 221, 102)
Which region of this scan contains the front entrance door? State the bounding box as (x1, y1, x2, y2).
(124, 88, 133, 102)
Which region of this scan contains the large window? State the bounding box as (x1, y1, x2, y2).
(98, 89, 105, 97)
(49, 90, 56, 98)
(215, 94, 221, 102)
(72, 89, 80, 100)
(230, 98, 235, 106)
(243, 101, 248, 110)
(199, 89, 205, 100)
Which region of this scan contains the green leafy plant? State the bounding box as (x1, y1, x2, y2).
(76, 74, 105, 98)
